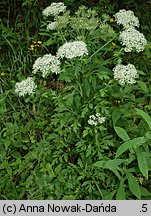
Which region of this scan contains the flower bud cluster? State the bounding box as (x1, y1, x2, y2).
(15, 77, 37, 97)
(114, 9, 147, 53)
(42, 2, 66, 17)
(114, 9, 139, 29)
(113, 64, 139, 85)
(57, 41, 88, 59)
(32, 54, 61, 77)
(88, 113, 106, 126)
(119, 27, 147, 53)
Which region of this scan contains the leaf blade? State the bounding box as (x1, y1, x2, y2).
(135, 108, 151, 130)
(136, 151, 148, 179)
(115, 136, 145, 158)
(116, 179, 126, 200)
(126, 171, 141, 199)
(114, 126, 130, 141)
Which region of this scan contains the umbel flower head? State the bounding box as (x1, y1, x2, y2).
(57, 41, 88, 59)
(88, 113, 106, 126)
(113, 63, 139, 85)
(32, 54, 61, 77)
(114, 9, 139, 29)
(42, 2, 66, 17)
(47, 22, 57, 31)
(15, 77, 37, 97)
(119, 27, 147, 53)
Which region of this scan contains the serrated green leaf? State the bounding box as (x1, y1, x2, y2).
(112, 109, 121, 125)
(114, 126, 130, 141)
(126, 171, 141, 199)
(135, 108, 151, 130)
(115, 136, 145, 158)
(116, 179, 126, 200)
(136, 151, 148, 179)
(137, 81, 148, 92)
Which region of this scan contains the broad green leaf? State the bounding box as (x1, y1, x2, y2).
(110, 168, 121, 179)
(112, 109, 121, 125)
(116, 179, 126, 200)
(104, 190, 116, 200)
(94, 161, 106, 168)
(94, 159, 125, 179)
(137, 81, 148, 92)
(115, 136, 145, 158)
(114, 126, 130, 141)
(136, 151, 148, 179)
(105, 159, 126, 168)
(135, 108, 151, 130)
(94, 159, 125, 169)
(141, 186, 151, 197)
(126, 171, 141, 199)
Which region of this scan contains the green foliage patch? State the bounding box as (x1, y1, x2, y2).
(0, 0, 151, 200)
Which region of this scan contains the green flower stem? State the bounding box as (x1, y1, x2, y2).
(95, 128, 98, 146)
(87, 35, 117, 63)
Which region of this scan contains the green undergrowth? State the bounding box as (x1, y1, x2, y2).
(0, 0, 151, 199)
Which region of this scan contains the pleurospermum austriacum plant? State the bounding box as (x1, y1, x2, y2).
(113, 63, 139, 85)
(10, 2, 151, 200)
(119, 27, 147, 53)
(114, 9, 140, 29)
(88, 113, 106, 126)
(56, 41, 88, 59)
(15, 77, 37, 97)
(32, 54, 61, 77)
(42, 2, 67, 17)
(114, 9, 147, 53)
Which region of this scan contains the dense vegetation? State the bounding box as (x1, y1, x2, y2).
(0, 0, 151, 199)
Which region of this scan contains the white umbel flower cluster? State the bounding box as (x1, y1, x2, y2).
(114, 9, 139, 29)
(47, 22, 57, 30)
(119, 27, 147, 52)
(15, 77, 37, 97)
(113, 64, 139, 85)
(88, 113, 106, 126)
(32, 54, 61, 77)
(57, 41, 88, 59)
(42, 2, 66, 17)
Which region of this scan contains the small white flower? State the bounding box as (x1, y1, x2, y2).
(57, 41, 88, 59)
(32, 54, 61, 77)
(15, 77, 37, 97)
(113, 63, 139, 85)
(47, 22, 57, 30)
(42, 2, 66, 17)
(98, 116, 106, 124)
(88, 113, 106, 126)
(114, 9, 139, 28)
(119, 27, 147, 53)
